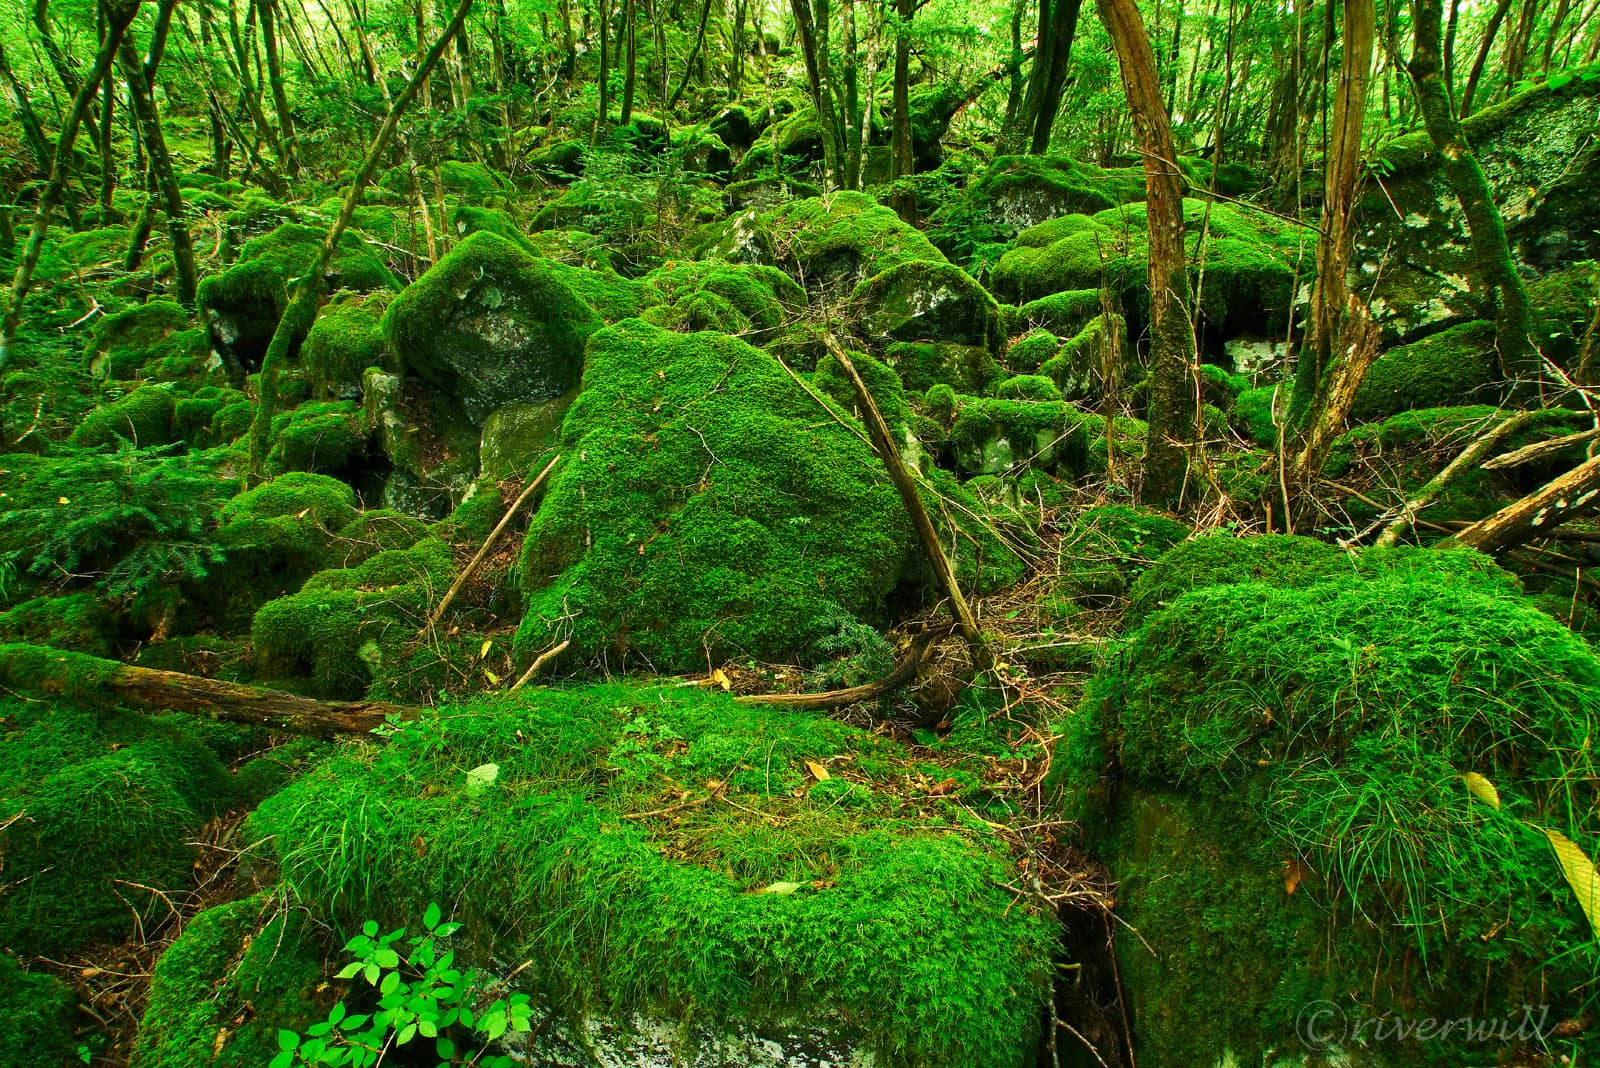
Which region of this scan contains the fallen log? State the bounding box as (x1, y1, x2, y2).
(734, 625, 954, 710)
(1445, 455, 1600, 554)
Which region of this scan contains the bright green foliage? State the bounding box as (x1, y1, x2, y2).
(0, 593, 117, 656)
(1230, 383, 1284, 446)
(251, 684, 1055, 1067)
(383, 231, 602, 425)
(1055, 505, 1191, 607)
(0, 447, 229, 607)
(1352, 320, 1496, 420)
(1014, 288, 1103, 335)
(858, 258, 1004, 352)
(438, 160, 514, 200)
(271, 904, 535, 1068)
(1038, 313, 1128, 401)
(516, 318, 913, 671)
(83, 301, 211, 380)
(766, 191, 946, 290)
(0, 953, 77, 1068)
(70, 383, 180, 448)
(266, 400, 368, 476)
(252, 537, 450, 696)
(133, 894, 324, 1068)
(812, 347, 913, 436)
(0, 696, 236, 956)
(174, 386, 249, 446)
(946, 397, 1094, 477)
(448, 205, 538, 254)
(302, 292, 392, 398)
(1057, 555, 1600, 1065)
(639, 259, 803, 341)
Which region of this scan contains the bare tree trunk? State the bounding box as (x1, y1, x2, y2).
(1459, 0, 1514, 116)
(1097, 0, 1196, 507)
(790, 0, 846, 188)
(0, 0, 140, 374)
(620, 0, 638, 123)
(247, 0, 477, 481)
(259, 0, 300, 176)
(667, 0, 714, 109)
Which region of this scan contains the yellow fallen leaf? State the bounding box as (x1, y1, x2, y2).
(57, 496, 70, 504)
(478, 638, 494, 660)
(1545, 828, 1600, 936)
(805, 760, 830, 781)
(1463, 771, 1501, 810)
(758, 881, 803, 895)
(709, 668, 732, 692)
(483, 668, 500, 685)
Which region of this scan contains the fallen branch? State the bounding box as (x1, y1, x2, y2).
(735, 625, 953, 710)
(1445, 455, 1600, 554)
(821, 333, 992, 671)
(1482, 426, 1600, 470)
(1370, 410, 1542, 547)
(509, 638, 571, 691)
(421, 454, 560, 635)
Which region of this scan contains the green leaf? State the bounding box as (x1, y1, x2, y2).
(465, 762, 500, 796)
(380, 970, 401, 995)
(373, 948, 400, 969)
(334, 962, 362, 980)
(363, 963, 379, 985)
(397, 1022, 417, 1045)
(328, 1002, 347, 1026)
(423, 902, 442, 930)
(435, 1036, 457, 1060)
(435, 922, 462, 938)
(362, 920, 378, 937)
(268, 1053, 295, 1068)
(278, 1030, 301, 1052)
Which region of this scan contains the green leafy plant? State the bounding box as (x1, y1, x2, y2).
(270, 903, 536, 1068)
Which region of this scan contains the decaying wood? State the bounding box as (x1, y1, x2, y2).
(1370, 410, 1543, 547)
(1445, 455, 1600, 554)
(422, 454, 560, 634)
(821, 333, 992, 671)
(735, 625, 954, 710)
(1482, 426, 1600, 470)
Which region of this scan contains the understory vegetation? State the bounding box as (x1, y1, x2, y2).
(1, 0, 1599, 1064)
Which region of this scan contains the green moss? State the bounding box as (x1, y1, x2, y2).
(1059, 557, 1600, 1065)
(1006, 327, 1059, 373)
(0, 593, 117, 656)
(209, 399, 254, 442)
(1056, 504, 1191, 607)
(70, 382, 179, 448)
(132, 894, 325, 1068)
(252, 537, 451, 697)
(438, 159, 514, 199)
(1352, 320, 1496, 420)
(478, 393, 569, 480)
(882, 340, 1001, 393)
(83, 301, 210, 380)
(544, 259, 645, 322)
(516, 319, 913, 672)
(1230, 383, 1285, 446)
(382, 231, 602, 426)
(250, 683, 1054, 1067)
(1038, 312, 1129, 402)
(174, 386, 248, 445)
(993, 374, 1062, 401)
(266, 400, 367, 475)
(449, 204, 538, 254)
(0, 953, 77, 1068)
(767, 190, 946, 290)
(947, 397, 1094, 477)
(922, 383, 957, 424)
(640, 260, 803, 341)
(301, 291, 391, 398)
(856, 258, 1003, 352)
(1015, 288, 1103, 335)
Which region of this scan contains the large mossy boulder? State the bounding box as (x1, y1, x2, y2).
(82, 300, 213, 381)
(198, 222, 396, 371)
(301, 290, 391, 399)
(516, 319, 915, 671)
(0, 953, 77, 1068)
(766, 190, 946, 294)
(638, 259, 804, 342)
(383, 231, 602, 427)
(1054, 539, 1599, 1066)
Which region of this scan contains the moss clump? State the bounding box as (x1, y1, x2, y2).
(767, 190, 946, 293)
(383, 231, 602, 426)
(882, 340, 1001, 394)
(1057, 557, 1599, 1066)
(1230, 383, 1285, 446)
(1352, 319, 1496, 420)
(251, 683, 1054, 1067)
(1015, 288, 1103, 335)
(1056, 505, 1191, 607)
(82, 301, 210, 380)
(517, 319, 913, 671)
(0, 953, 77, 1068)
(856, 259, 1004, 352)
(69, 383, 179, 448)
(0, 593, 117, 656)
(132, 894, 324, 1068)
(947, 398, 1095, 477)
(639, 259, 803, 341)
(0, 697, 236, 956)
(265, 400, 368, 476)
(1039, 312, 1129, 402)
(173, 386, 248, 445)
(252, 536, 451, 696)
(198, 222, 396, 369)
(993, 374, 1062, 401)
(301, 291, 391, 398)
(1006, 327, 1059, 373)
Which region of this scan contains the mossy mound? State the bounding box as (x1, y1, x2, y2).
(198, 222, 396, 371)
(382, 230, 602, 427)
(1038, 312, 1131, 403)
(83, 301, 211, 380)
(946, 397, 1095, 477)
(516, 319, 914, 672)
(856, 258, 1004, 352)
(1230, 383, 1284, 446)
(543, 258, 645, 322)
(265, 399, 368, 476)
(1015, 287, 1104, 336)
(249, 683, 1054, 1067)
(638, 259, 804, 341)
(1055, 552, 1599, 1066)
(69, 382, 180, 448)
(252, 536, 450, 697)
(0, 953, 78, 1068)
(883, 340, 1002, 394)
(0, 696, 237, 956)
(0, 592, 118, 656)
(1351, 320, 1496, 421)
(301, 290, 391, 399)
(993, 374, 1062, 401)
(132, 894, 324, 1068)
(766, 190, 947, 295)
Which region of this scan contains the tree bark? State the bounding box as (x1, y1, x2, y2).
(1096, 0, 1196, 508)
(1023, 0, 1085, 154)
(259, 0, 300, 177)
(0, 0, 140, 374)
(620, 0, 638, 124)
(0, 40, 53, 175)
(1459, 0, 1514, 116)
(1445, 455, 1600, 554)
(1405, 0, 1536, 397)
(790, 0, 846, 188)
(247, 0, 476, 480)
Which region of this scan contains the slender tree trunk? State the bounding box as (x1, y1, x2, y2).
(0, 0, 139, 374)
(620, 0, 638, 123)
(790, 0, 846, 188)
(841, 0, 861, 187)
(97, 5, 118, 221)
(996, 0, 1027, 152)
(259, 0, 299, 176)
(1096, 0, 1196, 507)
(595, 0, 612, 141)
(247, 0, 476, 481)
(120, 11, 197, 307)
(890, 0, 916, 177)
(33, 0, 104, 150)
(1405, 0, 1537, 397)
(1460, 0, 1514, 116)
(1028, 0, 1084, 153)
(0, 41, 52, 174)
(667, 0, 716, 108)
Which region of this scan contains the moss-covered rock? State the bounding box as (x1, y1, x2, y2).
(1014, 287, 1104, 336)
(857, 258, 1004, 352)
(0, 593, 117, 656)
(265, 399, 369, 476)
(1038, 312, 1132, 404)
(516, 319, 914, 671)
(638, 259, 804, 342)
(766, 190, 946, 295)
(1230, 383, 1286, 446)
(383, 231, 602, 427)
(1054, 504, 1191, 607)
(198, 222, 397, 371)
(947, 397, 1095, 477)
(479, 394, 573, 479)
(69, 382, 179, 448)
(882, 341, 1001, 394)
(1005, 327, 1060, 373)
(0, 953, 77, 1068)
(1352, 319, 1496, 421)
(301, 290, 391, 399)
(83, 301, 212, 381)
